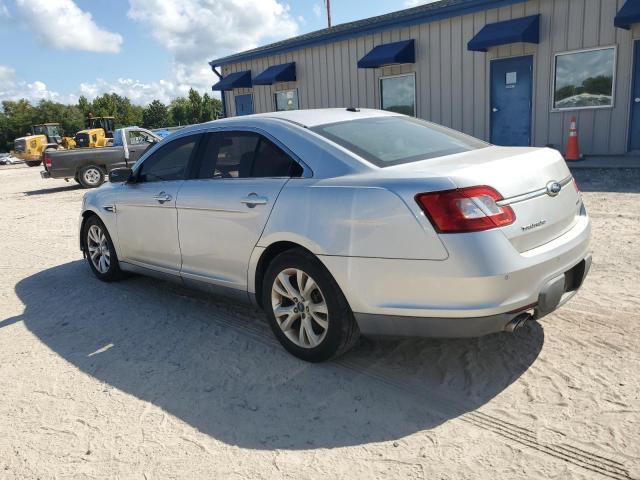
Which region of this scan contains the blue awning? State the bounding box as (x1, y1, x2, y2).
(615, 0, 640, 29)
(357, 39, 415, 68)
(468, 15, 540, 52)
(212, 70, 252, 91)
(253, 62, 296, 85)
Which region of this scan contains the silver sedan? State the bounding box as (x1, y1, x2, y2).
(79, 108, 591, 361)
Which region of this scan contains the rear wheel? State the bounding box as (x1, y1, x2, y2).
(82, 216, 123, 282)
(262, 249, 360, 362)
(78, 165, 105, 188)
(26, 160, 41, 167)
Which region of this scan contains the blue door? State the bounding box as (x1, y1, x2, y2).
(234, 94, 253, 116)
(630, 41, 640, 151)
(490, 56, 533, 146)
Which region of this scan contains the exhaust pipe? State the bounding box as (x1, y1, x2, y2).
(504, 313, 532, 333)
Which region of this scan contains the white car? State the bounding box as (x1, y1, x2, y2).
(79, 108, 591, 361)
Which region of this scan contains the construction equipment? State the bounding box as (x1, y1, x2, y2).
(74, 115, 115, 148)
(11, 123, 74, 167)
(11, 115, 116, 166)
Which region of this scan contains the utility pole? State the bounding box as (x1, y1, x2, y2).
(325, 0, 332, 28)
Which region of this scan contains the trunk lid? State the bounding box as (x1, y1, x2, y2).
(390, 146, 582, 252)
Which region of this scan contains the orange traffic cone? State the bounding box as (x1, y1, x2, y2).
(564, 116, 581, 161)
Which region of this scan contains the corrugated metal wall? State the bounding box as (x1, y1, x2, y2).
(221, 0, 640, 154)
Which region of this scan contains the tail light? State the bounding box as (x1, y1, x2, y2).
(44, 153, 52, 168)
(415, 186, 515, 233)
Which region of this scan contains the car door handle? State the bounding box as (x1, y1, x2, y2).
(635, 98, 640, 103)
(240, 193, 268, 208)
(154, 192, 172, 204)
(492, 107, 499, 113)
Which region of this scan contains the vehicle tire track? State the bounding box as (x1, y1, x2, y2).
(196, 304, 634, 480)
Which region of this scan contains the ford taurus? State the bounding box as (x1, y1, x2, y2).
(79, 108, 591, 361)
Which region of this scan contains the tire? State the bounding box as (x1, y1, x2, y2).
(78, 165, 105, 188)
(82, 215, 124, 282)
(26, 160, 41, 167)
(262, 249, 360, 362)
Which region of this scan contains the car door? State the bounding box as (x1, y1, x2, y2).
(115, 133, 200, 273)
(176, 130, 303, 290)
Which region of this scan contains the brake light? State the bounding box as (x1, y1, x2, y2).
(415, 186, 515, 233)
(44, 153, 52, 168)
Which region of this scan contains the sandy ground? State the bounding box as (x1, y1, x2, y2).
(0, 164, 639, 479)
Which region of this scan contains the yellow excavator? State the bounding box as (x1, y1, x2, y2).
(11, 115, 116, 167)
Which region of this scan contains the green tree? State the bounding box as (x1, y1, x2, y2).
(142, 100, 169, 128)
(201, 93, 223, 122)
(168, 97, 190, 126)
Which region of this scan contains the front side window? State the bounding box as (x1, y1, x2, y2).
(312, 116, 487, 167)
(196, 131, 302, 179)
(128, 130, 155, 145)
(137, 134, 198, 182)
(380, 74, 416, 116)
(275, 89, 299, 111)
(553, 47, 616, 110)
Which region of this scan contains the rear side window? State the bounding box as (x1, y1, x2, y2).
(137, 135, 198, 182)
(311, 116, 488, 167)
(195, 131, 302, 179)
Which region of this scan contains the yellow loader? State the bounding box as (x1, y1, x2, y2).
(11, 123, 74, 167)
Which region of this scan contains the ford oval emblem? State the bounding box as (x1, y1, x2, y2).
(546, 181, 562, 197)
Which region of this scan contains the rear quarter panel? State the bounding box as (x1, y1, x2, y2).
(259, 179, 449, 260)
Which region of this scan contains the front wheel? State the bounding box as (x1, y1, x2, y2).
(26, 160, 41, 167)
(82, 216, 123, 282)
(78, 165, 105, 188)
(262, 249, 360, 362)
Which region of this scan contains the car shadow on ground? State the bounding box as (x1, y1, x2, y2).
(7, 260, 544, 450)
(22, 184, 83, 196)
(572, 168, 640, 193)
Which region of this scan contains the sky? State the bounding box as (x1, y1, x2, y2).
(0, 0, 434, 106)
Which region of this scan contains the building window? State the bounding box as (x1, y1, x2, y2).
(275, 89, 299, 111)
(380, 73, 416, 116)
(553, 47, 616, 110)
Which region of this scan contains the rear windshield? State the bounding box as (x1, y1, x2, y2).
(311, 116, 488, 167)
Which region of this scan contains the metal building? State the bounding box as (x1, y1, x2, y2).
(210, 0, 640, 155)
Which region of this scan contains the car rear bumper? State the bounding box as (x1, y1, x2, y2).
(352, 254, 591, 337)
(320, 213, 591, 337)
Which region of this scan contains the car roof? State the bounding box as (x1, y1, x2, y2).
(216, 108, 402, 128)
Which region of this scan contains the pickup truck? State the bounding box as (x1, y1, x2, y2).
(41, 127, 160, 188)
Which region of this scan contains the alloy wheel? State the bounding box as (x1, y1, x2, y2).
(271, 268, 329, 348)
(84, 168, 101, 186)
(87, 224, 110, 274)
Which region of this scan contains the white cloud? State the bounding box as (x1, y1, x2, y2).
(0, 65, 76, 104)
(0, 0, 10, 17)
(78, 77, 188, 105)
(127, 0, 299, 93)
(15, 0, 123, 53)
(3, 0, 301, 105)
(312, 3, 322, 18)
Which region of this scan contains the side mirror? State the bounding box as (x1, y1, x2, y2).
(109, 168, 133, 183)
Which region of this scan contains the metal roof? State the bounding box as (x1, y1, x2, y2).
(210, 0, 526, 67)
